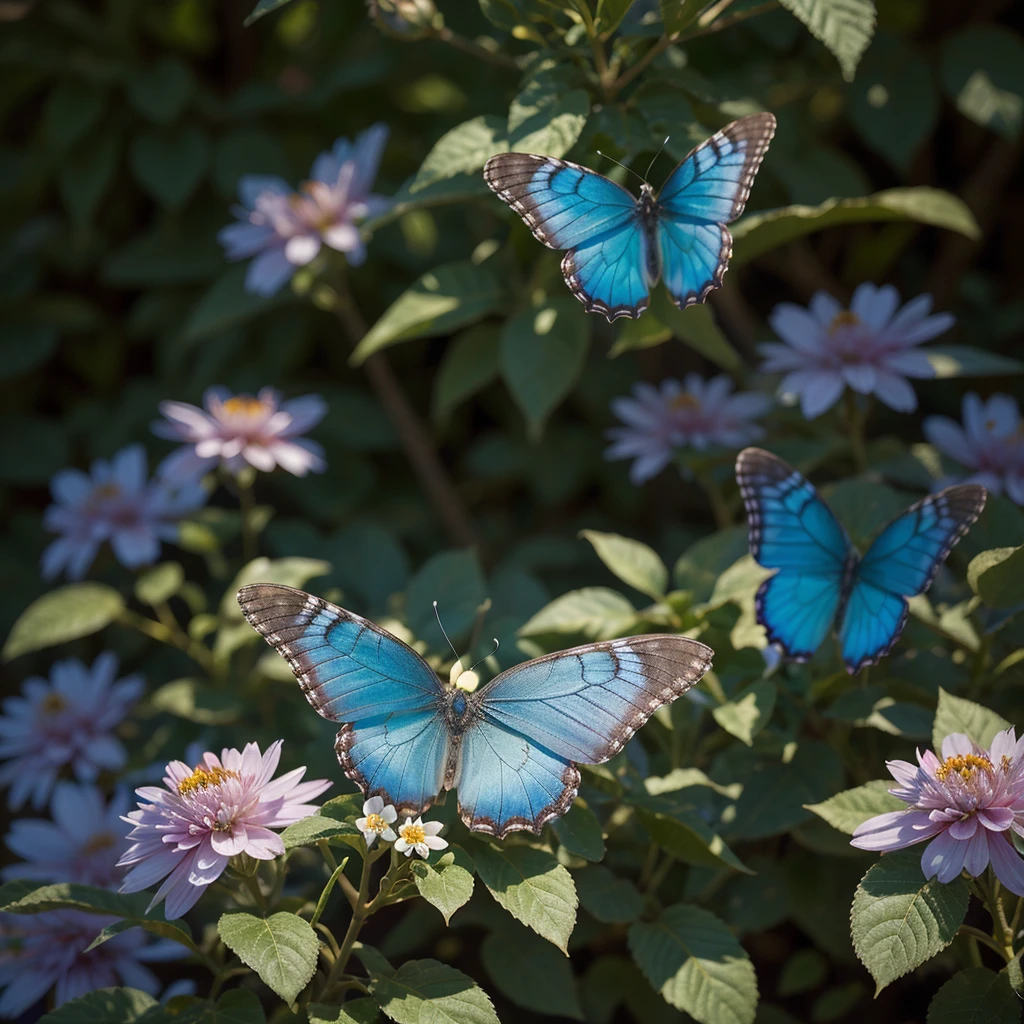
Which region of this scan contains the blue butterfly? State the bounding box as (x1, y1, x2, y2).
(736, 448, 987, 674)
(483, 113, 776, 322)
(238, 584, 712, 837)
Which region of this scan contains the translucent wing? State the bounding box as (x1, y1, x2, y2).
(237, 584, 443, 722)
(473, 635, 713, 765)
(453, 717, 580, 838)
(839, 485, 986, 673)
(484, 154, 652, 321)
(655, 113, 775, 310)
(336, 709, 450, 817)
(736, 447, 851, 661)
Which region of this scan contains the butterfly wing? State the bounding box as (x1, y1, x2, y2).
(736, 447, 852, 661)
(454, 634, 712, 836)
(656, 113, 775, 309)
(839, 485, 987, 673)
(484, 153, 652, 321)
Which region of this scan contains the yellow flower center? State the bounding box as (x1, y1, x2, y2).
(400, 823, 427, 845)
(177, 765, 239, 796)
(222, 396, 267, 417)
(935, 753, 992, 783)
(82, 832, 116, 855)
(40, 693, 67, 715)
(828, 310, 861, 335)
(670, 392, 700, 410)
(364, 813, 388, 833)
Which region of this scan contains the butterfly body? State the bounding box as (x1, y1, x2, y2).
(736, 448, 986, 673)
(484, 113, 776, 321)
(239, 584, 712, 837)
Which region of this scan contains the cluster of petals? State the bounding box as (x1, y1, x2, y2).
(42, 444, 205, 581)
(355, 797, 447, 858)
(218, 124, 390, 295)
(0, 653, 142, 811)
(355, 795, 398, 846)
(761, 284, 953, 419)
(851, 729, 1024, 895)
(118, 740, 330, 919)
(605, 374, 770, 484)
(154, 386, 327, 482)
(924, 392, 1024, 505)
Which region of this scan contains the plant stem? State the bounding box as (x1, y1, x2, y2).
(958, 924, 1007, 956)
(321, 848, 375, 998)
(844, 390, 869, 473)
(311, 857, 350, 928)
(699, 472, 732, 529)
(434, 25, 518, 69)
(986, 876, 1018, 962)
(118, 608, 218, 677)
(329, 277, 478, 549)
(238, 475, 258, 563)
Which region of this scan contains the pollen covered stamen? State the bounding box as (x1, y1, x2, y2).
(177, 765, 239, 796)
(828, 310, 861, 334)
(935, 753, 992, 783)
(670, 392, 700, 410)
(400, 823, 426, 845)
(364, 813, 388, 834)
(40, 694, 67, 715)
(222, 396, 268, 417)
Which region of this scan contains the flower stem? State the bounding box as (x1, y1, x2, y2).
(117, 608, 218, 677)
(320, 848, 376, 999)
(311, 857, 350, 928)
(237, 474, 258, 564)
(844, 391, 869, 473)
(433, 25, 518, 69)
(698, 472, 732, 529)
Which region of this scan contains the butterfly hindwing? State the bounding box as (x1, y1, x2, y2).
(657, 220, 731, 311)
(561, 219, 654, 321)
(839, 485, 987, 672)
(237, 584, 443, 722)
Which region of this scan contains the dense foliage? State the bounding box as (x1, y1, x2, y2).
(1, 1, 1023, 1023)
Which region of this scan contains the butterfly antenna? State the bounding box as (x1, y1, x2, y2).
(433, 600, 460, 661)
(469, 638, 500, 673)
(595, 150, 645, 185)
(644, 136, 670, 182)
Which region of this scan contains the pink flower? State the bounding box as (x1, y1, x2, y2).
(851, 729, 1024, 895)
(761, 284, 953, 418)
(118, 740, 330, 919)
(154, 386, 326, 482)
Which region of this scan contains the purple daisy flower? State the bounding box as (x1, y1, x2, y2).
(218, 124, 390, 296)
(154, 386, 327, 482)
(0, 653, 142, 811)
(924, 392, 1024, 505)
(3, 783, 130, 888)
(761, 283, 954, 419)
(851, 728, 1024, 895)
(605, 374, 770, 484)
(42, 444, 206, 581)
(118, 740, 330, 919)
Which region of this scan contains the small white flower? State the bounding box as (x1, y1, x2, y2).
(354, 795, 397, 847)
(394, 815, 448, 859)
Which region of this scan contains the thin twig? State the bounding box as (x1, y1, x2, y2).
(434, 26, 518, 69)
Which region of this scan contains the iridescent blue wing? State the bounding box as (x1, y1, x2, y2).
(839, 485, 987, 673)
(456, 634, 712, 836)
(336, 709, 450, 817)
(484, 153, 652, 320)
(237, 584, 443, 722)
(655, 113, 775, 309)
(736, 447, 851, 661)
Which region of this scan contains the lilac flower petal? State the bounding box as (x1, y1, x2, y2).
(245, 248, 295, 296)
(923, 416, 976, 467)
(851, 282, 899, 329)
(871, 371, 917, 413)
(795, 371, 845, 419)
(284, 234, 322, 266)
(238, 175, 292, 208)
(921, 829, 967, 883)
(884, 349, 935, 379)
(841, 364, 877, 392)
(987, 833, 1024, 896)
(891, 312, 955, 346)
(768, 304, 824, 352)
(850, 810, 939, 851)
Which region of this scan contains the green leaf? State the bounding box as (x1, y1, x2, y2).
(44, 82, 105, 149)
(712, 681, 776, 746)
(804, 780, 904, 835)
(143, 677, 241, 725)
(280, 813, 360, 850)
(406, 549, 487, 651)
(932, 688, 1012, 752)
(634, 800, 752, 874)
(732, 188, 981, 267)
(940, 26, 1024, 140)
(309, 999, 379, 1024)
(37, 988, 161, 1024)
(674, 527, 749, 603)
(412, 846, 475, 924)
(628, 903, 758, 1024)
(609, 313, 673, 357)
(60, 131, 120, 224)
(433, 324, 501, 419)
(927, 967, 1021, 1024)
(412, 116, 507, 193)
(369, 959, 500, 1024)
(353, 262, 503, 363)
(481, 927, 584, 1019)
(196, 989, 267, 1024)
(244, 0, 298, 25)
(576, 864, 644, 923)
(130, 126, 209, 208)
(595, 0, 636, 35)
(967, 546, 1024, 607)
(3, 583, 125, 661)
(134, 563, 184, 606)
(851, 851, 968, 994)
(580, 530, 668, 601)
(551, 801, 606, 862)
(217, 912, 319, 1004)
(518, 587, 636, 641)
(648, 293, 743, 372)
(183, 266, 294, 343)
(924, 345, 1024, 378)
(127, 57, 193, 125)
(85, 916, 199, 958)
(508, 88, 589, 156)
(777, 0, 876, 80)
(471, 842, 578, 952)
(660, 0, 703, 35)
(501, 299, 590, 439)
